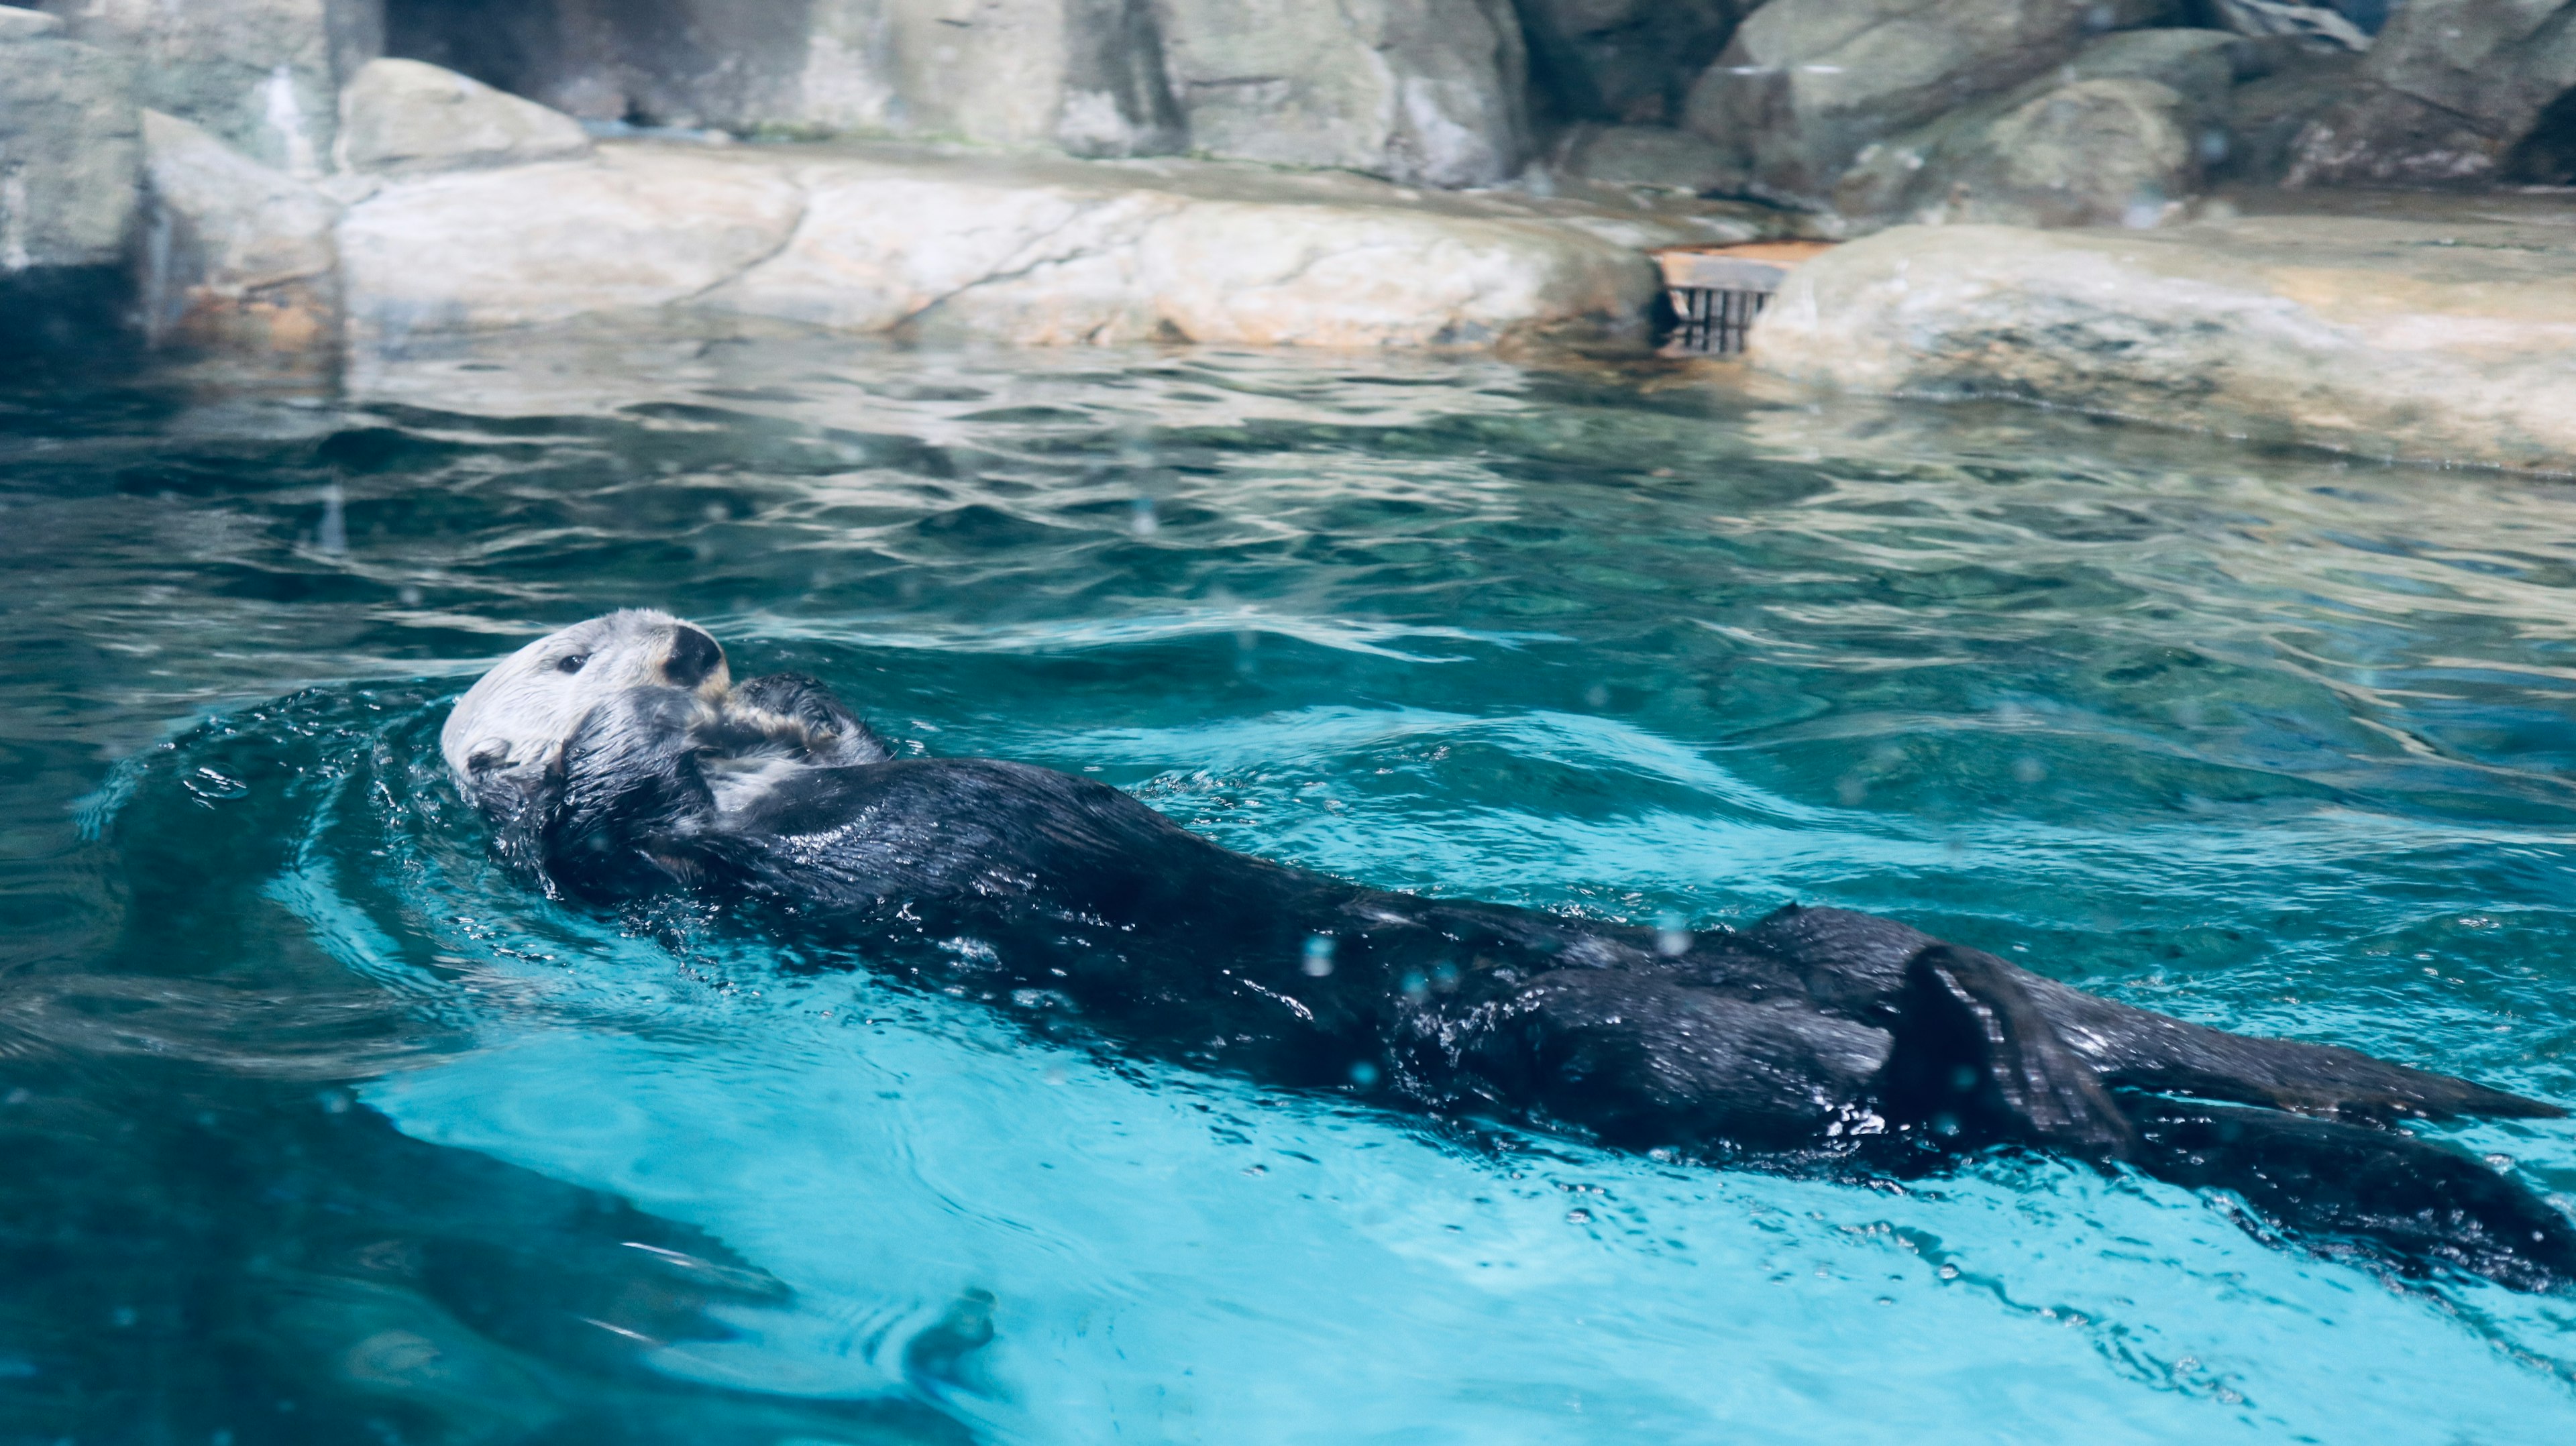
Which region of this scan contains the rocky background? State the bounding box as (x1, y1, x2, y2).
(3, 0, 2574, 358)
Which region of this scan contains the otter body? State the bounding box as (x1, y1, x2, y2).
(445, 612, 2576, 1291)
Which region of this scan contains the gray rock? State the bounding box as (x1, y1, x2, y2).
(2287, 0, 2576, 185)
(1680, 0, 2176, 205)
(2208, 0, 2373, 50)
(140, 109, 339, 351)
(1058, 0, 1189, 156)
(1748, 209, 2576, 474)
(1155, 0, 1533, 186)
(2053, 25, 2246, 115)
(338, 58, 595, 176)
(1834, 30, 2245, 228)
(1844, 77, 2197, 229)
(798, 0, 1104, 148)
(1515, 0, 1746, 125)
(2211, 44, 2363, 183)
(0, 4, 58, 40)
(35, 0, 366, 177)
(379, 1, 1532, 182)
(1556, 123, 1748, 192)
(0, 13, 140, 271)
(380, 1, 1185, 156)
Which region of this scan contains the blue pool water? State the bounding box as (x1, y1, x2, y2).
(3, 333, 2573, 1443)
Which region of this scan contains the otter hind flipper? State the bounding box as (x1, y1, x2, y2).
(2014, 975, 2566, 1125)
(1877, 945, 2141, 1161)
(2127, 1099, 2576, 1293)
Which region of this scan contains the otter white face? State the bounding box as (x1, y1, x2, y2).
(440, 609, 731, 794)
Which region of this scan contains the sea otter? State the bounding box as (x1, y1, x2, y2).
(445, 610, 2576, 1290)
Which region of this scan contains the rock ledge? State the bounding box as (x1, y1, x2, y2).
(1749, 203, 2576, 473)
(336, 138, 1776, 349)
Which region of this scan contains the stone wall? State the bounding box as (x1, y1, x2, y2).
(124, 0, 2569, 205)
(2286, 0, 2576, 185)
(375, 0, 1531, 184)
(10, 0, 2576, 375)
(37, 0, 379, 175)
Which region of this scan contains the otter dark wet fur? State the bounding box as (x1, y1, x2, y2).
(446, 612, 2576, 1292)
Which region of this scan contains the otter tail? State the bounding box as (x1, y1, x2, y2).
(2124, 1097, 2576, 1292)
(1876, 945, 2576, 1292)
(1747, 905, 2563, 1125)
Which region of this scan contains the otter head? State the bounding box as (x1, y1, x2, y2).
(440, 609, 731, 810)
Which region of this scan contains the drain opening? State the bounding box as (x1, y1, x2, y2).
(1654, 243, 1833, 355)
(1668, 285, 1770, 354)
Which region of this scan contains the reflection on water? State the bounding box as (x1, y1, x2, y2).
(1, 333, 2572, 1444)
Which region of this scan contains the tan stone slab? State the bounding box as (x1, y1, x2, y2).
(1748, 213, 2576, 472)
(342, 140, 1680, 349)
(1656, 241, 1837, 290)
(338, 148, 805, 337)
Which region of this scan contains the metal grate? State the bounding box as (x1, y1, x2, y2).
(1652, 243, 1831, 357)
(1666, 284, 1771, 355)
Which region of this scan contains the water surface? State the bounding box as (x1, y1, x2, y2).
(4, 333, 2574, 1444)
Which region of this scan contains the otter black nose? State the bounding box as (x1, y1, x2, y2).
(663, 625, 723, 689)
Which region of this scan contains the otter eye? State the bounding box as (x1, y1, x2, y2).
(556, 653, 590, 674)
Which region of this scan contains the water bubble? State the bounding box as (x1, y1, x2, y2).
(1130, 498, 1159, 537)
(2122, 188, 2171, 230)
(2198, 128, 2231, 165)
(1348, 1061, 1381, 1088)
(1400, 970, 1429, 999)
(1042, 1065, 1068, 1086)
(316, 484, 347, 553)
(1302, 934, 1336, 977)
(1566, 1208, 1593, 1225)
(396, 584, 423, 606)
(1655, 913, 1691, 957)
(1837, 775, 1868, 806)
(1584, 683, 1611, 710)
(2012, 756, 2047, 784)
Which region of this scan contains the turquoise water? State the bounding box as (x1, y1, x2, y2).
(4, 333, 2574, 1444)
